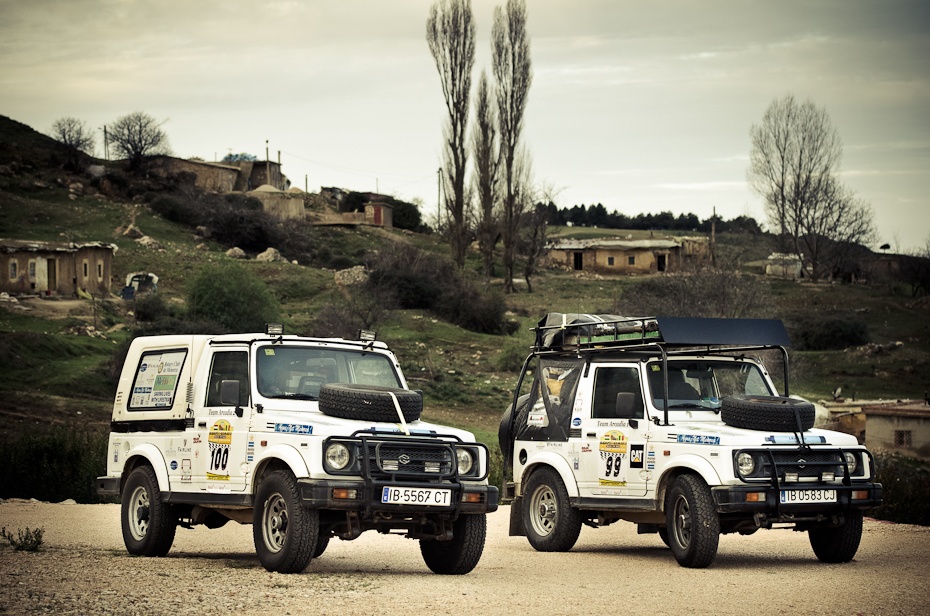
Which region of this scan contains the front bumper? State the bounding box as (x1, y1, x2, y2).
(712, 483, 883, 516)
(298, 478, 499, 515)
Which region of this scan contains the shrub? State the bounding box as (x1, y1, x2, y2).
(0, 427, 109, 503)
(186, 262, 279, 333)
(788, 314, 870, 351)
(1, 527, 44, 551)
(870, 453, 930, 525)
(365, 244, 511, 334)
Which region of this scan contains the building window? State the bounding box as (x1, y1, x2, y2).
(628, 255, 635, 266)
(28, 260, 36, 280)
(894, 430, 912, 448)
(9, 261, 17, 280)
(607, 256, 615, 266)
(82, 260, 89, 278)
(97, 261, 104, 281)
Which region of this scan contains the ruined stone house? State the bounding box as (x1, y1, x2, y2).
(0, 239, 117, 297)
(546, 236, 710, 275)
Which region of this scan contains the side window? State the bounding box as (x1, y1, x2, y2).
(128, 349, 188, 410)
(592, 367, 644, 419)
(206, 351, 249, 407)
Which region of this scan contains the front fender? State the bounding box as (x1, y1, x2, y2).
(250, 444, 311, 487)
(658, 453, 723, 496)
(520, 451, 579, 498)
(124, 444, 170, 492)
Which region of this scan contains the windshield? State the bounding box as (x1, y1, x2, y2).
(646, 359, 773, 411)
(256, 345, 401, 399)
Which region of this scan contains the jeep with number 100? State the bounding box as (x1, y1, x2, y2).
(498, 313, 883, 568)
(98, 326, 498, 574)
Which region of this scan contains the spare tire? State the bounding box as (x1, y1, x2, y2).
(318, 383, 423, 422)
(720, 395, 815, 432)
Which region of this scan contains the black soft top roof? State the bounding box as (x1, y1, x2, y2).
(533, 313, 790, 351)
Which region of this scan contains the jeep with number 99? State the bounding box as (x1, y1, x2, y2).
(97, 326, 498, 574)
(498, 313, 882, 568)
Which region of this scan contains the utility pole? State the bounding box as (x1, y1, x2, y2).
(711, 206, 717, 267)
(265, 140, 270, 188)
(101, 126, 109, 161)
(437, 167, 442, 228)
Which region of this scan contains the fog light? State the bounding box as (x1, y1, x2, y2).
(332, 488, 357, 500)
(462, 492, 483, 504)
(784, 472, 799, 483)
(821, 471, 835, 482)
(745, 492, 766, 502)
(852, 490, 870, 500)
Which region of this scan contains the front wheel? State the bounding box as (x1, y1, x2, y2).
(665, 475, 719, 568)
(253, 470, 318, 574)
(121, 465, 177, 557)
(419, 514, 487, 575)
(809, 510, 863, 563)
(523, 467, 582, 552)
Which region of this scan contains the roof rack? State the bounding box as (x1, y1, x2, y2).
(532, 313, 791, 353)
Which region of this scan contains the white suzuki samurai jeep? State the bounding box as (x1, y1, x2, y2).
(498, 313, 882, 568)
(97, 326, 498, 574)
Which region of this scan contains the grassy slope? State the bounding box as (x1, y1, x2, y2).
(1, 117, 927, 445)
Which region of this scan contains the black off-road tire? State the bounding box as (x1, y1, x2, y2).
(121, 465, 177, 557)
(420, 514, 487, 575)
(523, 467, 583, 552)
(658, 526, 671, 548)
(665, 474, 720, 568)
(809, 509, 863, 563)
(313, 534, 331, 559)
(721, 395, 816, 432)
(253, 470, 318, 574)
(319, 383, 423, 422)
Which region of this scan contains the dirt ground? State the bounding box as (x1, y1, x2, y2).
(1, 500, 928, 615)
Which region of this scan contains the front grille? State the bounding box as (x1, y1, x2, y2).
(763, 451, 844, 478)
(366, 442, 455, 478)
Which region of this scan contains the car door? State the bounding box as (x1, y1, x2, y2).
(578, 365, 650, 498)
(192, 349, 252, 493)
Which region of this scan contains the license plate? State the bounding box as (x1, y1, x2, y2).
(381, 486, 451, 507)
(780, 489, 837, 504)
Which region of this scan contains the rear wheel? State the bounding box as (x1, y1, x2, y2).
(253, 470, 317, 573)
(121, 465, 177, 557)
(523, 467, 582, 552)
(809, 510, 863, 563)
(420, 514, 487, 575)
(665, 475, 719, 568)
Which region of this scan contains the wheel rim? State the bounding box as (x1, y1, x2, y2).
(528, 483, 557, 537)
(261, 493, 289, 553)
(672, 493, 692, 548)
(127, 484, 150, 541)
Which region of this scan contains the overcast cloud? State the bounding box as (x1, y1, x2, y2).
(1, 0, 927, 250)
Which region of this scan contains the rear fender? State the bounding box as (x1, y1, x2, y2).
(519, 451, 579, 498)
(123, 444, 170, 492)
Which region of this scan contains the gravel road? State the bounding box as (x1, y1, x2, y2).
(1, 500, 928, 615)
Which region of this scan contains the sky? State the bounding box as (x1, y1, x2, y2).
(1, 0, 928, 252)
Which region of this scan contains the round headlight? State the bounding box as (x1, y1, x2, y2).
(456, 449, 475, 475)
(325, 443, 351, 471)
(843, 452, 858, 474)
(737, 452, 756, 475)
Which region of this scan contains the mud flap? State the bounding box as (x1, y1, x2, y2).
(509, 497, 526, 536)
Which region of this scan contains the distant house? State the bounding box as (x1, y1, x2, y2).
(147, 157, 240, 192)
(546, 236, 710, 275)
(862, 400, 930, 460)
(247, 185, 305, 220)
(0, 239, 118, 297)
(765, 252, 804, 279)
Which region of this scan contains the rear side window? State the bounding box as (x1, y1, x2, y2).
(128, 349, 188, 410)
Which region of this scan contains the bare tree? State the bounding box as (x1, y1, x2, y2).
(749, 95, 875, 281)
(108, 111, 170, 171)
(492, 0, 532, 293)
(51, 117, 95, 155)
(427, 0, 475, 268)
(472, 69, 499, 277)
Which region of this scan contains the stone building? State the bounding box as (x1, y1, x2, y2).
(546, 236, 710, 275)
(0, 239, 117, 297)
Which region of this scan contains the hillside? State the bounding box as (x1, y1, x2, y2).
(1, 114, 928, 447)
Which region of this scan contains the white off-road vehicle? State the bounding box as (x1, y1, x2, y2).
(499, 313, 882, 568)
(98, 326, 497, 574)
